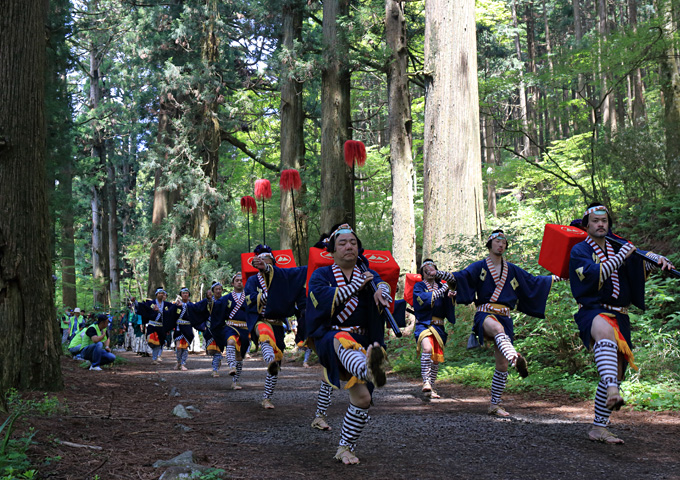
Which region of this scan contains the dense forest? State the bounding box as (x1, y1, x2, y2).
(2, 0, 680, 404)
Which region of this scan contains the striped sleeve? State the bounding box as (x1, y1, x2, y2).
(335, 274, 364, 305)
(600, 243, 633, 281)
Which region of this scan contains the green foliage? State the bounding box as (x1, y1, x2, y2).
(190, 468, 227, 480)
(0, 390, 66, 478)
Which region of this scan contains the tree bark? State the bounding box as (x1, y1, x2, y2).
(598, 0, 616, 135)
(525, 0, 539, 155)
(542, 0, 556, 139)
(59, 160, 77, 309)
(46, 0, 77, 310)
(657, 0, 680, 191)
(90, 43, 109, 308)
(320, 0, 353, 233)
(422, 0, 485, 266)
(512, 0, 530, 157)
(386, 0, 416, 282)
(482, 115, 498, 217)
(629, 0, 647, 125)
(107, 157, 120, 308)
(0, 0, 63, 392)
(280, 0, 308, 265)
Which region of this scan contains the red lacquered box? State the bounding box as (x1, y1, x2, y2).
(538, 224, 587, 278)
(241, 249, 297, 283)
(404, 273, 422, 307)
(306, 247, 400, 313)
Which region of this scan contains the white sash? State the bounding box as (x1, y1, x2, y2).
(485, 257, 508, 303)
(333, 264, 361, 324)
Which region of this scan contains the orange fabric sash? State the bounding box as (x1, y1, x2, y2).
(256, 321, 283, 361)
(417, 328, 444, 363)
(206, 339, 221, 355)
(147, 332, 160, 346)
(334, 331, 366, 389)
(228, 335, 241, 350)
(599, 314, 638, 371)
(176, 338, 189, 349)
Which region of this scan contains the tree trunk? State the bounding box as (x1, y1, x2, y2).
(107, 157, 120, 308)
(422, 0, 485, 266)
(0, 0, 63, 392)
(483, 115, 498, 217)
(90, 43, 109, 308)
(148, 168, 170, 297)
(91, 184, 108, 307)
(573, 0, 582, 41)
(512, 0, 530, 157)
(657, 0, 680, 191)
(598, 0, 616, 135)
(60, 160, 77, 309)
(320, 0, 353, 233)
(629, 0, 647, 125)
(46, 0, 77, 310)
(525, 0, 539, 155)
(542, 0, 556, 139)
(386, 0, 417, 282)
(280, 0, 308, 265)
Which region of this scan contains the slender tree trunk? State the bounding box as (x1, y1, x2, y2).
(46, 0, 76, 310)
(280, 0, 308, 265)
(512, 0, 530, 156)
(573, 0, 585, 132)
(598, 0, 616, 135)
(0, 0, 63, 393)
(148, 167, 170, 297)
(386, 0, 416, 282)
(423, 0, 485, 266)
(629, 0, 647, 125)
(90, 43, 109, 308)
(483, 115, 498, 217)
(320, 0, 353, 233)
(542, 0, 557, 139)
(657, 0, 680, 191)
(107, 157, 120, 308)
(60, 160, 77, 309)
(525, 0, 539, 155)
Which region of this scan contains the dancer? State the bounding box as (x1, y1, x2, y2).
(413, 258, 456, 398)
(306, 224, 392, 464)
(171, 287, 196, 371)
(135, 288, 176, 365)
(436, 230, 560, 417)
(570, 202, 674, 443)
(245, 245, 307, 409)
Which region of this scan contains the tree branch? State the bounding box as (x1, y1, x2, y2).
(220, 131, 279, 171)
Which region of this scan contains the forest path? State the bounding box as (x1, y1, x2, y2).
(25, 350, 680, 479)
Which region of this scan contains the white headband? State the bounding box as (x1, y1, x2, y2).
(585, 205, 609, 217)
(487, 232, 507, 243)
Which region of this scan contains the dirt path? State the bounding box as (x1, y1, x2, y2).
(22, 350, 680, 479)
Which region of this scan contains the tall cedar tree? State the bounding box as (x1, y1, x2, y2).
(422, 0, 485, 264)
(0, 0, 63, 394)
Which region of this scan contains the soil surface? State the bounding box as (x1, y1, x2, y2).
(18, 348, 680, 480)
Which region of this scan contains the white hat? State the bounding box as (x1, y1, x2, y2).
(74, 307, 81, 313)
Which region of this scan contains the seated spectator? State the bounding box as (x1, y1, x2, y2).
(67, 324, 88, 360)
(80, 314, 116, 371)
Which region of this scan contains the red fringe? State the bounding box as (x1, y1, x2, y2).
(343, 140, 367, 167)
(254, 179, 273, 200)
(280, 169, 302, 192)
(240, 196, 257, 215)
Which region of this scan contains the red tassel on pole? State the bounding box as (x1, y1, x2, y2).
(254, 179, 273, 200)
(343, 140, 367, 167)
(240, 195, 257, 215)
(280, 169, 302, 192)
